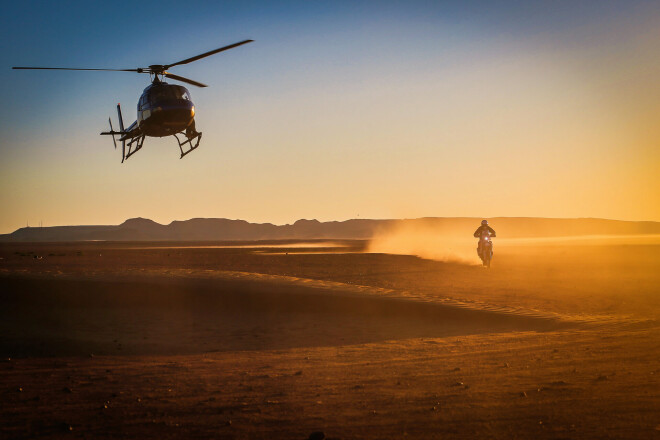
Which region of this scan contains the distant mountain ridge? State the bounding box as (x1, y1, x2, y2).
(1, 217, 659, 242)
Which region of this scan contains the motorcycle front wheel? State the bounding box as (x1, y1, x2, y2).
(482, 247, 492, 268)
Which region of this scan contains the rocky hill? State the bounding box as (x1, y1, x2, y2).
(1, 217, 658, 242)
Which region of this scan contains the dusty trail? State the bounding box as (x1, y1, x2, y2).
(0, 241, 659, 439)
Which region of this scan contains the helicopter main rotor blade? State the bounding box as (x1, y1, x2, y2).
(12, 67, 140, 72)
(164, 39, 253, 69)
(163, 72, 208, 88)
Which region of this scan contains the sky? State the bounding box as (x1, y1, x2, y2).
(1, 0, 659, 233)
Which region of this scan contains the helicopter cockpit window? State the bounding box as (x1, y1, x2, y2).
(146, 86, 191, 103)
(148, 87, 174, 104)
(173, 86, 191, 100)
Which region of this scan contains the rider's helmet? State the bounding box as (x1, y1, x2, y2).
(481, 219, 488, 225)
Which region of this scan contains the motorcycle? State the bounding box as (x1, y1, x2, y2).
(478, 232, 493, 267)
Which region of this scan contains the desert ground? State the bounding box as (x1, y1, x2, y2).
(0, 239, 659, 439)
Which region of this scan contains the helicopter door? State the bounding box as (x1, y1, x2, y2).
(138, 95, 151, 122)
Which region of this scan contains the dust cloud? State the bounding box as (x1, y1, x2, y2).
(366, 218, 660, 265)
(366, 223, 482, 265)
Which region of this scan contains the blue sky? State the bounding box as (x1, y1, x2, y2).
(1, 1, 659, 232)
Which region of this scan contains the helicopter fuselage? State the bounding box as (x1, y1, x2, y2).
(14, 37, 253, 162)
(137, 82, 195, 137)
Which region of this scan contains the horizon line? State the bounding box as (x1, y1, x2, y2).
(4, 215, 660, 235)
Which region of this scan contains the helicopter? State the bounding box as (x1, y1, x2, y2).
(12, 39, 253, 162)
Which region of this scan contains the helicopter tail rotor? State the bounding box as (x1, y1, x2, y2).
(108, 118, 117, 149)
(116, 104, 126, 163)
(101, 110, 124, 160)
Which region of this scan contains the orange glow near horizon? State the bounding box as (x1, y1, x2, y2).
(1, 3, 659, 233)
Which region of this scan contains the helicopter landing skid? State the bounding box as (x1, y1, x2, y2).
(123, 135, 145, 162)
(174, 131, 202, 159)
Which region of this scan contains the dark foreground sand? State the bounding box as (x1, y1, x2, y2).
(0, 241, 659, 439)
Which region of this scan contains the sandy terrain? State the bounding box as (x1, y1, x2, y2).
(0, 240, 659, 439)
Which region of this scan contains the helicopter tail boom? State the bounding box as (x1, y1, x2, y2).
(116, 104, 125, 133)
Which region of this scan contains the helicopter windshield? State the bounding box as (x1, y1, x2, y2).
(148, 85, 191, 104)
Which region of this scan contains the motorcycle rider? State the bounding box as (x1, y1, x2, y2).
(474, 219, 496, 258)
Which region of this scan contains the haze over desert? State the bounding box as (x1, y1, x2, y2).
(1, 217, 659, 439)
